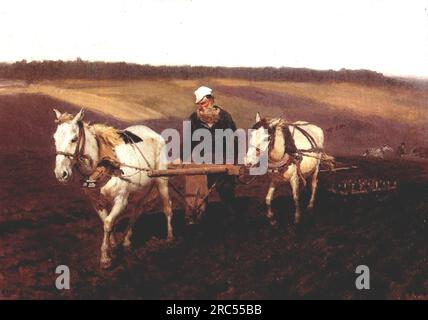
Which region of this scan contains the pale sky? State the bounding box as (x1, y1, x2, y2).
(0, 0, 427, 77)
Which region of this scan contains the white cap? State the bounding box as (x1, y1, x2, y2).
(194, 86, 213, 103)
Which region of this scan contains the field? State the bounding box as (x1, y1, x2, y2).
(0, 78, 427, 299)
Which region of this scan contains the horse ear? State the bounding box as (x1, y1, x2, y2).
(53, 108, 62, 120)
(255, 112, 261, 123)
(72, 108, 85, 123)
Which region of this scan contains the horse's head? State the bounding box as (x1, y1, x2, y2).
(245, 112, 275, 166)
(53, 108, 85, 183)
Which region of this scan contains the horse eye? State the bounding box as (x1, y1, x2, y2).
(71, 137, 78, 143)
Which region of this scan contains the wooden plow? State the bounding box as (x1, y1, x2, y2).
(148, 164, 243, 223)
(147, 160, 396, 221)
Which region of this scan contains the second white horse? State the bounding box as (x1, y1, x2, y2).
(245, 113, 327, 225)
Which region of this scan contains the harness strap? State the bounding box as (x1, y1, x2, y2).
(299, 147, 325, 153)
(120, 130, 152, 170)
(56, 122, 156, 189)
(293, 125, 319, 151)
(267, 122, 319, 184)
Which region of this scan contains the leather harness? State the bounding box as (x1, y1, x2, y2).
(55, 122, 148, 186)
(254, 120, 323, 183)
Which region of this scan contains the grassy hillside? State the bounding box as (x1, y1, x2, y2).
(1, 78, 427, 155)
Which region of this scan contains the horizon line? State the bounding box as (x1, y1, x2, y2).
(1, 58, 427, 80)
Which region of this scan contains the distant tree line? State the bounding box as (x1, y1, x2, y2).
(0, 59, 407, 87)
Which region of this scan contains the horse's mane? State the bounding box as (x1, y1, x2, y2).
(56, 113, 122, 147)
(252, 117, 284, 130)
(90, 124, 123, 147)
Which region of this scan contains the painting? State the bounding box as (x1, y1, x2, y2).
(0, 0, 427, 301)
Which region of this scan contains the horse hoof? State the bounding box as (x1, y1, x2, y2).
(100, 257, 113, 269)
(100, 261, 112, 269)
(122, 243, 132, 252)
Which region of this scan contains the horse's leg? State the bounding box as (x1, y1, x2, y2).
(123, 209, 138, 249)
(265, 180, 276, 225)
(122, 186, 151, 249)
(290, 171, 301, 224)
(94, 206, 118, 250)
(307, 162, 320, 210)
(123, 201, 145, 250)
(100, 212, 120, 251)
(109, 232, 118, 249)
(96, 208, 108, 221)
(156, 178, 174, 241)
(100, 194, 128, 269)
(88, 194, 119, 249)
(90, 203, 119, 249)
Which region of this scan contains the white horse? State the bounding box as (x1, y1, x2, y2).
(362, 144, 393, 158)
(245, 113, 328, 225)
(53, 108, 173, 269)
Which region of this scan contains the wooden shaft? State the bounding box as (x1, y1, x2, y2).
(148, 164, 242, 177)
(319, 165, 358, 173)
(148, 167, 228, 177)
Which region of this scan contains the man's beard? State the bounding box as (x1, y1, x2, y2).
(197, 105, 220, 125)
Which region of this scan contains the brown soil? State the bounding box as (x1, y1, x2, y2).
(0, 94, 427, 299)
